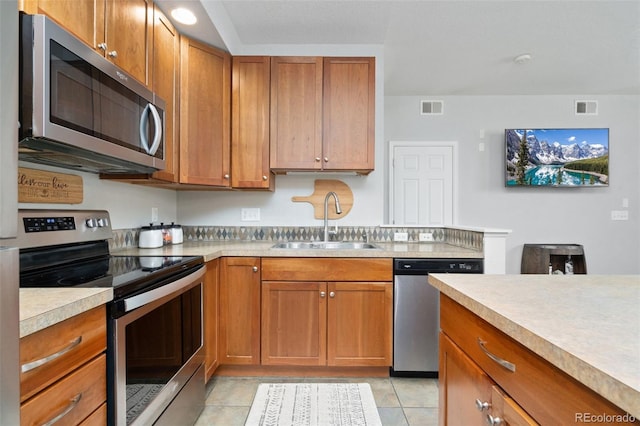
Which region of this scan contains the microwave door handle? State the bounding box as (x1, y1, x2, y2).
(147, 104, 162, 155)
(139, 103, 162, 155)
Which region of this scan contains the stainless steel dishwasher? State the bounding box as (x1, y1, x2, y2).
(392, 258, 483, 377)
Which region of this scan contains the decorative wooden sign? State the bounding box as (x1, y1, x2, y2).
(18, 167, 83, 204)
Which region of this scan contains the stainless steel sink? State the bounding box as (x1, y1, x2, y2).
(271, 241, 379, 250)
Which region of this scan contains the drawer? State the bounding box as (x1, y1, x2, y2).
(20, 306, 106, 401)
(79, 403, 107, 426)
(21, 354, 106, 426)
(262, 257, 392, 281)
(440, 294, 630, 425)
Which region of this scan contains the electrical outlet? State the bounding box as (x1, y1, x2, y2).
(241, 208, 261, 221)
(394, 232, 409, 242)
(419, 232, 434, 242)
(151, 207, 158, 223)
(611, 210, 629, 221)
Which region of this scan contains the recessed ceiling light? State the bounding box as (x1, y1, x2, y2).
(513, 53, 532, 64)
(171, 7, 197, 25)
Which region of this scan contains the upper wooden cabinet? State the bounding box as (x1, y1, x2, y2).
(103, 0, 150, 85)
(322, 57, 375, 172)
(270, 57, 324, 171)
(270, 56, 375, 174)
(179, 37, 231, 187)
(20, 0, 151, 85)
(232, 56, 274, 190)
(149, 4, 179, 183)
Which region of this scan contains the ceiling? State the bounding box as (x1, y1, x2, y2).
(155, 0, 640, 96)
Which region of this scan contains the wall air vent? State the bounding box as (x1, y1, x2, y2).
(421, 100, 444, 115)
(575, 100, 598, 115)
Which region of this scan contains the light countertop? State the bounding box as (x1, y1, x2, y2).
(114, 240, 483, 261)
(20, 287, 113, 338)
(428, 273, 640, 418)
(20, 241, 480, 337)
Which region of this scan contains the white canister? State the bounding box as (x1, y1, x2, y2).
(139, 224, 164, 248)
(169, 222, 183, 244)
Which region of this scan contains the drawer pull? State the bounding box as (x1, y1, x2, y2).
(477, 338, 516, 372)
(486, 414, 504, 426)
(21, 336, 82, 373)
(475, 399, 491, 411)
(42, 393, 82, 426)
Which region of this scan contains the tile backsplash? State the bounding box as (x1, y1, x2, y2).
(111, 225, 484, 252)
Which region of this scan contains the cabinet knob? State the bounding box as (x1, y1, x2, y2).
(486, 414, 504, 426)
(315, 157, 321, 162)
(224, 174, 230, 179)
(97, 42, 107, 51)
(262, 175, 268, 181)
(324, 157, 329, 163)
(329, 291, 335, 298)
(475, 399, 490, 412)
(320, 291, 326, 298)
(252, 266, 258, 272)
(108, 50, 118, 58)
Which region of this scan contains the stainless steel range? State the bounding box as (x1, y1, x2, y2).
(16, 209, 206, 426)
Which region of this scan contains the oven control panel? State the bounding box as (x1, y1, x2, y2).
(23, 216, 76, 233)
(15, 209, 113, 249)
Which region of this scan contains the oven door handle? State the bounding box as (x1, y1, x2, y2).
(123, 266, 205, 313)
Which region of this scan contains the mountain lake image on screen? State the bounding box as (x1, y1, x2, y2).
(505, 128, 609, 187)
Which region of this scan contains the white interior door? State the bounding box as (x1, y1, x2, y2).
(389, 142, 456, 226)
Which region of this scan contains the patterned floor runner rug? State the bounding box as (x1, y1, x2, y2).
(245, 383, 382, 426)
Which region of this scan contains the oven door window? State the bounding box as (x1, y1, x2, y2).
(124, 285, 201, 422)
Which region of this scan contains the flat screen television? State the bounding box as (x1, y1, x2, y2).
(505, 128, 609, 187)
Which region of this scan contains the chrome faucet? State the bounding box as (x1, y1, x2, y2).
(323, 191, 342, 241)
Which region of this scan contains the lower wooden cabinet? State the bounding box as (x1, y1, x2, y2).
(218, 257, 261, 365)
(204, 259, 220, 380)
(262, 281, 326, 366)
(19, 306, 107, 426)
(261, 258, 392, 367)
(438, 332, 494, 425)
(439, 294, 634, 425)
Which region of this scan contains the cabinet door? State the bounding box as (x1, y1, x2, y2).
(232, 56, 274, 189)
(323, 57, 375, 172)
(439, 332, 493, 426)
(150, 5, 180, 183)
(270, 57, 323, 170)
(262, 281, 327, 365)
(219, 257, 260, 365)
(326, 282, 392, 366)
(104, 0, 150, 85)
(180, 37, 231, 186)
(204, 259, 220, 381)
(20, 0, 104, 50)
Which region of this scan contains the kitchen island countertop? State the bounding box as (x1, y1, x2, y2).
(428, 273, 640, 418)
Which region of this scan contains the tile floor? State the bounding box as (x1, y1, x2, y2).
(195, 376, 439, 426)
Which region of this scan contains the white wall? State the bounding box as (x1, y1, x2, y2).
(17, 164, 177, 230)
(385, 95, 640, 274)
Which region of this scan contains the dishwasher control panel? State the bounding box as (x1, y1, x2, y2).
(394, 258, 484, 274)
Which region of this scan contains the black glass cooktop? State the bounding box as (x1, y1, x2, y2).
(20, 245, 203, 299)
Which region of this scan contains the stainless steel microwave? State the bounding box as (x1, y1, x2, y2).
(18, 13, 165, 174)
